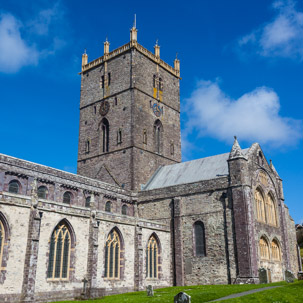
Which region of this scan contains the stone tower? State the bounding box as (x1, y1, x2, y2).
(77, 25, 181, 190)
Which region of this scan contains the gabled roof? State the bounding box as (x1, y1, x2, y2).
(143, 149, 249, 191)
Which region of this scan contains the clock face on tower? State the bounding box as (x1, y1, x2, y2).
(99, 100, 110, 116)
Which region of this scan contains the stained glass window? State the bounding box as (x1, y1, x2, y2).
(47, 223, 71, 280)
(146, 235, 158, 278)
(105, 230, 120, 279)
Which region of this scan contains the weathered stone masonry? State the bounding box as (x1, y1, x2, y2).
(0, 25, 300, 303)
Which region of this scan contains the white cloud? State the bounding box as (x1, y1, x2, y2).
(183, 80, 302, 147)
(0, 13, 39, 73)
(238, 0, 303, 59)
(0, 2, 67, 73)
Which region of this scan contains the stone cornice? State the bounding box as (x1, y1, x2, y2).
(80, 42, 181, 78)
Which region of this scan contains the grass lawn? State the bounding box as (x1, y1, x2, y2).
(221, 280, 303, 302)
(53, 281, 289, 303)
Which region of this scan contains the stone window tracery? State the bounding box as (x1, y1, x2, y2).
(194, 221, 206, 257)
(266, 194, 277, 226)
(271, 240, 281, 261)
(104, 229, 121, 279)
(255, 189, 266, 222)
(47, 222, 71, 280)
(146, 235, 159, 278)
(0, 220, 4, 270)
(0, 213, 10, 284)
(8, 180, 20, 194)
(259, 237, 269, 260)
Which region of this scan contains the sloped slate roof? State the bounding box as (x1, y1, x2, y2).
(143, 149, 249, 190)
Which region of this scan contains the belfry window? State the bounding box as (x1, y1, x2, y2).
(159, 78, 163, 91)
(47, 222, 71, 280)
(104, 229, 121, 279)
(100, 118, 109, 153)
(194, 221, 206, 257)
(154, 120, 163, 154)
(146, 235, 159, 278)
(38, 186, 47, 199)
(8, 180, 20, 194)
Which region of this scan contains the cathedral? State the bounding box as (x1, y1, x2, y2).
(0, 25, 300, 303)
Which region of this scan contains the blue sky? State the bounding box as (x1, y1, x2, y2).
(0, 0, 302, 222)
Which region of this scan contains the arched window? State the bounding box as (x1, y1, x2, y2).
(271, 239, 281, 261)
(154, 120, 163, 154)
(47, 222, 71, 280)
(259, 237, 269, 260)
(100, 118, 109, 153)
(255, 189, 266, 222)
(37, 186, 47, 199)
(8, 180, 20, 194)
(0, 213, 10, 280)
(104, 229, 121, 279)
(105, 201, 111, 212)
(146, 235, 159, 278)
(266, 194, 277, 226)
(63, 191, 72, 204)
(85, 196, 91, 208)
(194, 221, 206, 257)
(122, 204, 128, 215)
(0, 219, 5, 268)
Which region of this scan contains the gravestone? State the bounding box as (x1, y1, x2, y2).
(285, 270, 295, 283)
(146, 285, 154, 297)
(174, 292, 191, 303)
(258, 267, 268, 284)
(298, 271, 303, 281)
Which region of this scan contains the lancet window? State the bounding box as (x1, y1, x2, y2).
(194, 221, 206, 257)
(146, 235, 159, 278)
(259, 237, 269, 260)
(255, 189, 266, 222)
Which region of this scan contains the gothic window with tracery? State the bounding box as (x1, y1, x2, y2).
(8, 180, 20, 194)
(146, 235, 159, 278)
(0, 219, 4, 268)
(47, 222, 71, 280)
(255, 189, 266, 222)
(194, 221, 206, 256)
(259, 237, 269, 260)
(104, 229, 120, 279)
(271, 240, 281, 261)
(266, 194, 277, 226)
